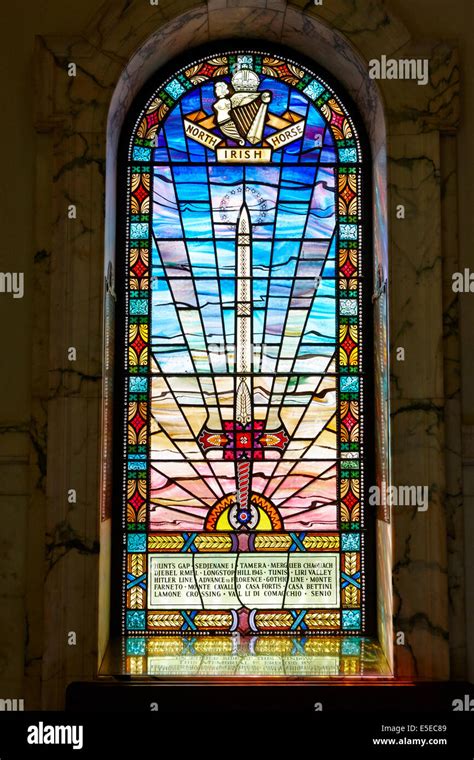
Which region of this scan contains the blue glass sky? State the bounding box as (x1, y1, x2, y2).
(154, 76, 337, 164)
(149, 75, 338, 381)
(151, 163, 336, 377)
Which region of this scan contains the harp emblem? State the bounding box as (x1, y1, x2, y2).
(213, 69, 272, 146)
(182, 64, 307, 163)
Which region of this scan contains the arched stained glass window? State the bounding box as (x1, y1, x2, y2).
(114, 45, 374, 640)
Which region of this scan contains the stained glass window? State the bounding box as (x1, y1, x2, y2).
(115, 47, 373, 643)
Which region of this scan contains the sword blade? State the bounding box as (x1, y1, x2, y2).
(235, 203, 253, 426)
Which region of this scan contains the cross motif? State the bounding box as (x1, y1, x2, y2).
(198, 419, 288, 528)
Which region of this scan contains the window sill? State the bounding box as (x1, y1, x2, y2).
(98, 634, 392, 679)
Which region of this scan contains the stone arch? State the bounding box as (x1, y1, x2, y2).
(102, 6, 390, 668)
(112, 40, 376, 643)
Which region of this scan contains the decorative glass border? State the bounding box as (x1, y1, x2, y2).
(117, 48, 371, 638)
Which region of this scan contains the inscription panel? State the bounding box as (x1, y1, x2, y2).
(147, 553, 340, 610)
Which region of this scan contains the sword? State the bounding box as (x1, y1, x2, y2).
(233, 203, 254, 521)
(235, 203, 253, 425)
(198, 202, 289, 530)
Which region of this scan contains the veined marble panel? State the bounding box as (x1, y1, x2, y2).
(389, 133, 444, 400)
(440, 134, 466, 679)
(390, 398, 448, 679)
(27, 0, 461, 706)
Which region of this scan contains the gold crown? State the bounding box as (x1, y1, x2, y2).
(231, 69, 260, 92)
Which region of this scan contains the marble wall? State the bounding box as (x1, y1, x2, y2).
(18, 0, 463, 706)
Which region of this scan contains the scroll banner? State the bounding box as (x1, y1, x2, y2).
(183, 117, 306, 163)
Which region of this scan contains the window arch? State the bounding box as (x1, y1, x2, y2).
(113, 44, 374, 641)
